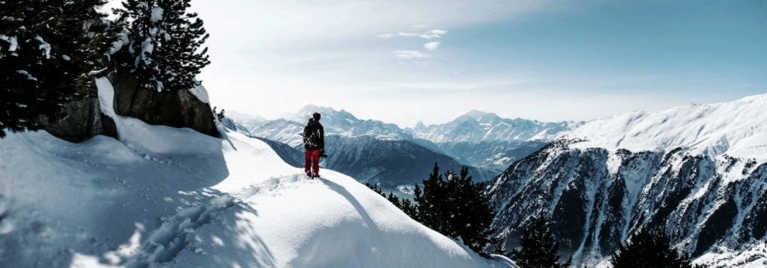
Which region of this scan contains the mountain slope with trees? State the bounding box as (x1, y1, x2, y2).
(487, 94, 767, 267)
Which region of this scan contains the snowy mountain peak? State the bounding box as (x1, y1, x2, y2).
(410, 111, 576, 144)
(243, 105, 415, 148)
(415, 121, 428, 131)
(565, 93, 767, 161)
(459, 110, 501, 123)
(294, 104, 358, 122)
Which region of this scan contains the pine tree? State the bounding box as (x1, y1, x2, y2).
(415, 163, 448, 232)
(610, 227, 701, 268)
(364, 182, 386, 198)
(414, 163, 497, 256)
(400, 198, 418, 220)
(1, 0, 117, 137)
(115, 0, 210, 92)
(387, 192, 402, 208)
(512, 213, 571, 268)
(364, 182, 421, 220)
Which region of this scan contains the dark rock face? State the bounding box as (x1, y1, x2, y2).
(487, 140, 767, 266)
(111, 70, 218, 137)
(40, 87, 118, 143)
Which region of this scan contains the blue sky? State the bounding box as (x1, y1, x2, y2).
(185, 0, 766, 127)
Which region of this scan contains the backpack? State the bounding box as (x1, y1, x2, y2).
(303, 123, 322, 150)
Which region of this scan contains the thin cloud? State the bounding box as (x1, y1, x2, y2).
(419, 33, 442, 39)
(394, 50, 430, 59)
(397, 28, 448, 39)
(398, 32, 421, 37)
(377, 33, 394, 39)
(424, 42, 441, 51)
(431, 29, 448, 35)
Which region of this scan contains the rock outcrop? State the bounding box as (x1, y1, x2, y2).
(40, 87, 118, 143)
(110, 70, 218, 138)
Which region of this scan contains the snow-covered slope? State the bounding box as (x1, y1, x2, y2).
(564, 94, 767, 161)
(0, 79, 515, 268)
(488, 94, 767, 268)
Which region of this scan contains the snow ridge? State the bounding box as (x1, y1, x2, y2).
(565, 93, 767, 162)
(489, 94, 767, 268)
(0, 78, 516, 268)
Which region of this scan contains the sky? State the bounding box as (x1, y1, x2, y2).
(172, 0, 767, 127)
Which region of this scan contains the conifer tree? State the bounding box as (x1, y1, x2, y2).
(115, 0, 210, 92)
(512, 213, 571, 268)
(610, 228, 701, 268)
(1, 0, 117, 137)
(415, 163, 497, 256)
(364, 182, 386, 198)
(387, 192, 402, 208)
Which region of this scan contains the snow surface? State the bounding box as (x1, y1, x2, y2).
(564, 94, 767, 162)
(150, 7, 164, 23)
(15, 70, 37, 81)
(9, 36, 18, 52)
(189, 83, 210, 104)
(0, 34, 19, 52)
(35, 35, 51, 59)
(96, 77, 116, 118)
(0, 79, 515, 268)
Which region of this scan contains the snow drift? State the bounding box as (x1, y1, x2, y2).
(0, 79, 515, 267)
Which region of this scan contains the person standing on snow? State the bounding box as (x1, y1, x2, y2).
(303, 112, 325, 178)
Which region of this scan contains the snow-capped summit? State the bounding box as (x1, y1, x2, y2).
(249, 105, 413, 146)
(565, 93, 767, 161)
(456, 110, 505, 125)
(488, 93, 767, 268)
(409, 110, 578, 144)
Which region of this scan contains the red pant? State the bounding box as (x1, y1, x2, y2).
(305, 149, 321, 176)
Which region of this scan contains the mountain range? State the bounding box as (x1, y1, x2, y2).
(228, 94, 767, 267)
(487, 94, 767, 267)
(231, 105, 575, 193)
(407, 110, 580, 171)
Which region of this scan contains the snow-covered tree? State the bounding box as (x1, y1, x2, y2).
(511, 213, 571, 268)
(0, 0, 117, 137)
(115, 0, 210, 92)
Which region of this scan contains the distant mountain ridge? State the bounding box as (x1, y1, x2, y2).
(230, 105, 576, 192)
(408, 110, 579, 144)
(407, 110, 580, 170)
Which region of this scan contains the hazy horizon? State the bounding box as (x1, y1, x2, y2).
(127, 0, 766, 128)
(227, 91, 765, 129)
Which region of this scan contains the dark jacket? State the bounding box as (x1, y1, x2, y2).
(303, 119, 324, 150)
